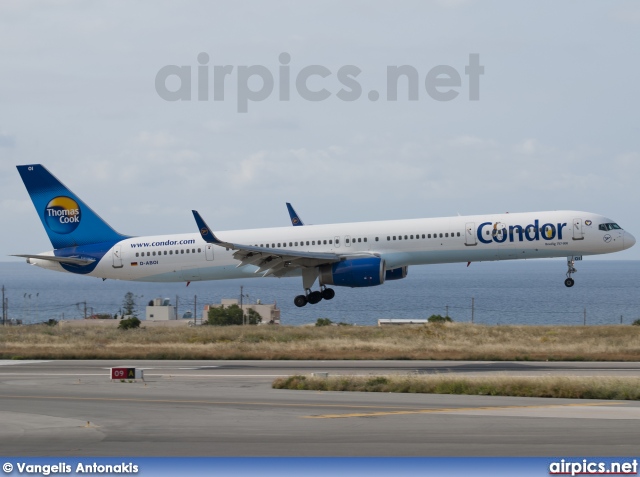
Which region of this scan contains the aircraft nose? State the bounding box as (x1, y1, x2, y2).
(625, 231, 636, 250)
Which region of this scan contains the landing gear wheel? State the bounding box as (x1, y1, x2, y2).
(294, 295, 308, 307)
(564, 278, 575, 288)
(307, 291, 323, 304)
(322, 288, 335, 300)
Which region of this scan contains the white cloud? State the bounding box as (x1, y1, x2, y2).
(1, 1, 639, 258)
(0, 198, 31, 214)
(135, 131, 179, 149)
(450, 135, 498, 149)
(514, 138, 538, 155)
(0, 131, 16, 148)
(610, 4, 640, 24)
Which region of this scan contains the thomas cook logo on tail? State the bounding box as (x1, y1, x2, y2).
(44, 196, 81, 234)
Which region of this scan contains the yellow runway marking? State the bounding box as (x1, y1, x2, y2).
(0, 394, 425, 411)
(303, 401, 626, 419)
(0, 395, 628, 419)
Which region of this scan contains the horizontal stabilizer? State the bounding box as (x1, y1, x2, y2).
(12, 254, 96, 266)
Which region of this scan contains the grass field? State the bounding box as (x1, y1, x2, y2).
(272, 374, 640, 400)
(1, 322, 640, 360)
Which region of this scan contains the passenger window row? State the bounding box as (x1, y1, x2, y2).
(135, 248, 202, 258)
(387, 232, 461, 240)
(253, 237, 378, 248)
(250, 231, 465, 248)
(255, 239, 335, 248)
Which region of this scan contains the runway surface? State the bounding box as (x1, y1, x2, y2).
(0, 360, 638, 456)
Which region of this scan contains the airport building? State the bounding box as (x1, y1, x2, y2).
(145, 297, 177, 321)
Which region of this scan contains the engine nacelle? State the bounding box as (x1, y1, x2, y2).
(385, 266, 408, 281)
(319, 257, 385, 288)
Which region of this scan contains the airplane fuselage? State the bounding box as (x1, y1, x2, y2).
(30, 210, 633, 283)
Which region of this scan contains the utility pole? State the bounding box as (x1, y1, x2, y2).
(471, 297, 474, 324)
(583, 307, 586, 326)
(445, 305, 449, 318)
(175, 295, 179, 319)
(84, 301, 87, 319)
(1, 285, 5, 326)
(194, 295, 197, 325)
(620, 315, 623, 325)
(240, 286, 244, 325)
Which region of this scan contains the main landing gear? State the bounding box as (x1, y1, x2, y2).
(294, 286, 335, 307)
(565, 257, 577, 288)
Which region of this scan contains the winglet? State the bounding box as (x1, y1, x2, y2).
(192, 210, 223, 244)
(286, 202, 304, 226)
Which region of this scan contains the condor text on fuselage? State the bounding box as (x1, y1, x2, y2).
(477, 219, 567, 244)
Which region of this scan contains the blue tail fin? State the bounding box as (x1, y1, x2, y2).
(286, 202, 305, 226)
(17, 164, 129, 249)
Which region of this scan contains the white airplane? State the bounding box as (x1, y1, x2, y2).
(15, 164, 636, 307)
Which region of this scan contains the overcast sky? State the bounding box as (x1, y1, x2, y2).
(1, 1, 639, 261)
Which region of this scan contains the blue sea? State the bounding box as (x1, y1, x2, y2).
(0, 260, 638, 326)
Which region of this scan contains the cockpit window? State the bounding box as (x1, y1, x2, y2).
(599, 223, 622, 231)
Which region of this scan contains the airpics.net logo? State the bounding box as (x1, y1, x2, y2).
(44, 196, 81, 234)
(155, 52, 484, 112)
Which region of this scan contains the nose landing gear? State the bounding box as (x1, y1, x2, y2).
(565, 258, 577, 287)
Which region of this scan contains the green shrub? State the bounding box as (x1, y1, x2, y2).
(94, 313, 114, 320)
(632, 319, 640, 326)
(118, 317, 141, 330)
(428, 314, 452, 323)
(315, 318, 333, 327)
(46, 319, 58, 327)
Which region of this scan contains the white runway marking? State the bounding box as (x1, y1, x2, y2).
(0, 360, 49, 366)
(0, 373, 287, 377)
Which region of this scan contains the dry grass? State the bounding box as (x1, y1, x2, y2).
(1, 322, 640, 360)
(272, 374, 640, 400)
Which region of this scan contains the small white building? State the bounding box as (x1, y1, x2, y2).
(203, 299, 281, 325)
(378, 319, 428, 326)
(146, 297, 177, 321)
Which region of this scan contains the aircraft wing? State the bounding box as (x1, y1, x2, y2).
(12, 254, 96, 266)
(192, 210, 370, 277)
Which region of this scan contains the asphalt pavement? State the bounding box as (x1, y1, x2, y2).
(0, 360, 638, 456)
